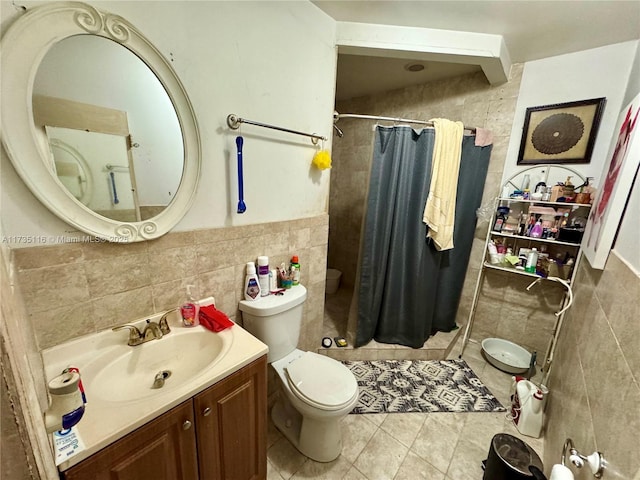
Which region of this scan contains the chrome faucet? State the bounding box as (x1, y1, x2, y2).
(113, 317, 170, 346)
(158, 308, 178, 335)
(112, 324, 145, 346)
(142, 320, 163, 341)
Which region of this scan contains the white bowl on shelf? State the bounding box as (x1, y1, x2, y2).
(481, 338, 531, 374)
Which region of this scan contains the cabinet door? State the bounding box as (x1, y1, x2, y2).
(194, 356, 267, 480)
(62, 400, 198, 480)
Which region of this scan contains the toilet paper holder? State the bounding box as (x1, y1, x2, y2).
(561, 438, 606, 478)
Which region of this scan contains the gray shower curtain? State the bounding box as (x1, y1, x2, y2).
(356, 125, 491, 348)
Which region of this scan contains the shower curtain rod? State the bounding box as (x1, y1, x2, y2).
(333, 112, 476, 134)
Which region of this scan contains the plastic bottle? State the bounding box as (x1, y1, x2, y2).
(525, 248, 538, 273)
(244, 262, 261, 300)
(290, 255, 301, 286)
(492, 211, 506, 232)
(529, 220, 543, 238)
(257, 256, 270, 297)
(563, 176, 575, 198)
(181, 285, 199, 327)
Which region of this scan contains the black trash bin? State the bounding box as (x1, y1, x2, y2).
(483, 433, 545, 480)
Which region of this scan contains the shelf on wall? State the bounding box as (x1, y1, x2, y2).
(489, 231, 583, 247)
(497, 197, 592, 209)
(482, 262, 572, 283)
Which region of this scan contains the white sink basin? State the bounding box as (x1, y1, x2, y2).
(86, 326, 232, 403)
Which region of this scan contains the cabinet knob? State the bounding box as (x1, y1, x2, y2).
(182, 420, 192, 430)
(202, 407, 212, 417)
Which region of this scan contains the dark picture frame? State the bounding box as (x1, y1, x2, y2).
(517, 97, 606, 165)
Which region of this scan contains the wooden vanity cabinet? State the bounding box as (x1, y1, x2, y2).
(61, 356, 267, 480)
(194, 355, 267, 480)
(61, 400, 198, 480)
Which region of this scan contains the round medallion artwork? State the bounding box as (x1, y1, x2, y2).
(531, 113, 585, 155)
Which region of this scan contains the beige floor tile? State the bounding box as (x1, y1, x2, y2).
(411, 414, 463, 473)
(267, 459, 286, 480)
(379, 412, 426, 448)
(358, 412, 387, 427)
(260, 295, 550, 480)
(353, 428, 408, 480)
(340, 414, 379, 463)
(342, 466, 368, 479)
(427, 412, 467, 434)
(461, 412, 506, 450)
(290, 455, 352, 479)
(477, 365, 514, 405)
(267, 437, 307, 479)
(394, 450, 446, 480)
(446, 437, 488, 480)
(268, 417, 284, 448)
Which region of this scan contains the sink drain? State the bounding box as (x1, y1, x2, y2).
(152, 370, 172, 389)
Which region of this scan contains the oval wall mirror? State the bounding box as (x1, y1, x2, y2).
(1, 2, 201, 242)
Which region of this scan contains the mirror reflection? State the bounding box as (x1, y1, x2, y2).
(32, 35, 184, 221)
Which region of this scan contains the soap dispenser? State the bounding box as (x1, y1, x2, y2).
(181, 285, 199, 327)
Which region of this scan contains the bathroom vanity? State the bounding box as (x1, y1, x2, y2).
(43, 305, 268, 480)
(60, 356, 267, 480)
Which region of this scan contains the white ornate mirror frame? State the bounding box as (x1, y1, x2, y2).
(1, 1, 201, 242)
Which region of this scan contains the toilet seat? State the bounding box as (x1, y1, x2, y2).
(284, 351, 358, 411)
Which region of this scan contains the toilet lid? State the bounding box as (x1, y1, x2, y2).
(284, 351, 358, 409)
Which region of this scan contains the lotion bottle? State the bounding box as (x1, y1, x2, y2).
(257, 256, 270, 296)
(244, 262, 261, 300)
(181, 285, 199, 327)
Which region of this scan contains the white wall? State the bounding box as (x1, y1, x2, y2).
(613, 41, 640, 275)
(1, 0, 337, 238)
(502, 41, 638, 188)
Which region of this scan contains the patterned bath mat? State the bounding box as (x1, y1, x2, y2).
(342, 359, 505, 414)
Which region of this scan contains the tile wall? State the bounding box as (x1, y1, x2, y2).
(544, 252, 640, 479)
(11, 215, 329, 352)
(467, 268, 566, 357)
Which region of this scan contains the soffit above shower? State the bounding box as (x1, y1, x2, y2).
(313, 0, 640, 63)
(315, 0, 640, 101)
(335, 54, 481, 101)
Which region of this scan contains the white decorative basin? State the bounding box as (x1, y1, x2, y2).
(86, 326, 232, 403)
(481, 338, 532, 374)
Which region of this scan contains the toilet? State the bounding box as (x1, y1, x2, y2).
(239, 284, 358, 462)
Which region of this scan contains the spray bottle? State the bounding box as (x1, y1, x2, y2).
(290, 255, 301, 286)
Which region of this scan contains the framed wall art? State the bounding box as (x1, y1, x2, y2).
(582, 92, 640, 270)
(517, 97, 606, 165)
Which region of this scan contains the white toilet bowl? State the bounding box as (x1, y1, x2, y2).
(239, 285, 359, 462)
(271, 349, 358, 462)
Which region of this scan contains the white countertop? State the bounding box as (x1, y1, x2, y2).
(42, 303, 268, 471)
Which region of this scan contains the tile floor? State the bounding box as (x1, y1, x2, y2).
(265, 288, 545, 480)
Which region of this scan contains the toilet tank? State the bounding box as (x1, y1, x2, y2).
(239, 285, 307, 362)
